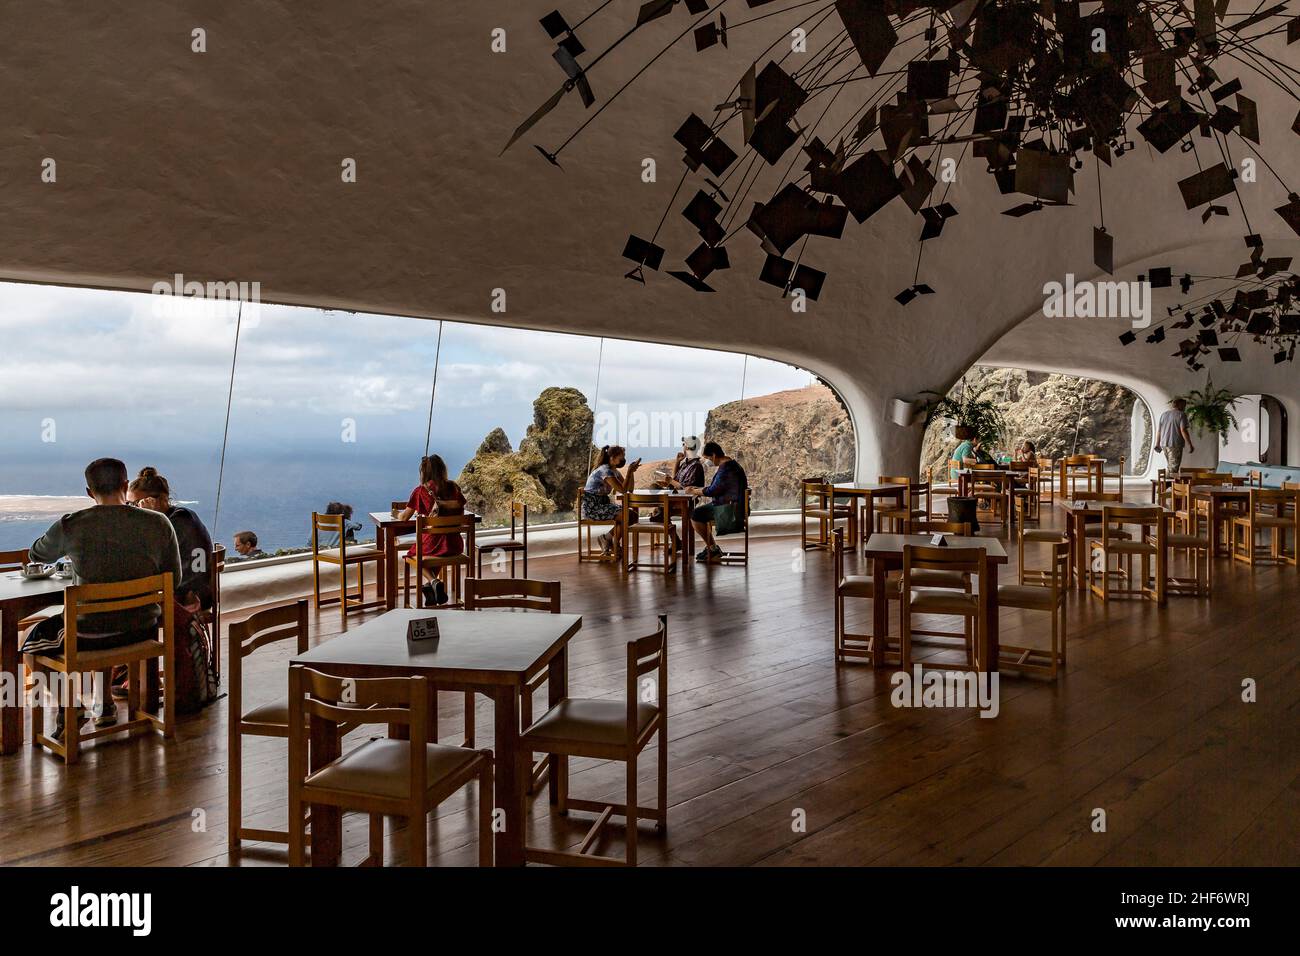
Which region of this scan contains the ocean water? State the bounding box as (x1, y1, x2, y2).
(0, 443, 477, 554)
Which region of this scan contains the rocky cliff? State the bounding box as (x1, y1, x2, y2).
(458, 386, 597, 522)
(920, 367, 1151, 478)
(704, 384, 855, 508)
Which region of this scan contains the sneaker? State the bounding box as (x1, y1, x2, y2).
(696, 548, 711, 561)
(433, 580, 449, 606)
(94, 701, 118, 728)
(110, 665, 129, 700)
(53, 707, 88, 743)
(597, 532, 612, 553)
(421, 583, 437, 606)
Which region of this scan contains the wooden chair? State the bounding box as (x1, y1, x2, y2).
(287, 666, 493, 867)
(1033, 456, 1055, 504)
(623, 493, 677, 574)
(801, 477, 852, 552)
(1149, 511, 1211, 597)
(228, 599, 312, 849)
(1015, 495, 1067, 586)
(926, 465, 960, 521)
(998, 541, 1068, 678)
(966, 463, 1007, 526)
(833, 528, 878, 665)
(477, 500, 529, 577)
(576, 489, 620, 563)
(311, 512, 383, 624)
(404, 514, 476, 609)
(1060, 454, 1095, 499)
(522, 615, 668, 867)
(0, 549, 53, 703)
(1188, 474, 1244, 543)
(462, 577, 561, 793)
(875, 476, 927, 534)
(899, 546, 987, 672)
(1088, 506, 1163, 603)
(1231, 488, 1299, 567)
(27, 573, 175, 765)
(714, 487, 752, 566)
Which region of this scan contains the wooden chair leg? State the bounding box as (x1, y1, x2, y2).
(657, 721, 668, 832)
(368, 813, 384, 866)
(625, 753, 638, 867)
(64, 696, 79, 766)
(478, 758, 494, 867)
(288, 793, 306, 867)
(228, 726, 242, 850)
(407, 811, 427, 867)
(463, 690, 475, 749)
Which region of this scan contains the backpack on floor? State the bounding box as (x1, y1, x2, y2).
(172, 601, 219, 714)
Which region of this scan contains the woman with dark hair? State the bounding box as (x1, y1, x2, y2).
(398, 454, 467, 606)
(127, 466, 214, 610)
(582, 445, 640, 555)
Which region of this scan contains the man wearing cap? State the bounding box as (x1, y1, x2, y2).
(655, 435, 706, 491)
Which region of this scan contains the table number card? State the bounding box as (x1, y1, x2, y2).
(407, 616, 440, 644)
(930, 532, 948, 546)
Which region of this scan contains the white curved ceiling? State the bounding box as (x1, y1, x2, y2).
(2, 1, 1297, 468)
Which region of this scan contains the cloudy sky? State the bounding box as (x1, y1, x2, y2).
(0, 281, 813, 498)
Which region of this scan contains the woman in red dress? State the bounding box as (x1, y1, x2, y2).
(399, 454, 466, 606)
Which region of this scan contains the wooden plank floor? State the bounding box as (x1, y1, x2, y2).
(1, 501, 1297, 867)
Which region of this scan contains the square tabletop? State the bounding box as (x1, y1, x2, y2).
(863, 533, 1008, 563)
(1190, 485, 1251, 496)
(291, 608, 581, 686)
(831, 482, 910, 494)
(1062, 500, 1171, 513)
(0, 570, 68, 605)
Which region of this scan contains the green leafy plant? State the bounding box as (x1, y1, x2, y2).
(920, 389, 1007, 448)
(1179, 377, 1241, 446)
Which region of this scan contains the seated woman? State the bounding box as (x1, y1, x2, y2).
(1013, 439, 1037, 465)
(399, 454, 466, 606)
(582, 445, 640, 555)
(127, 466, 214, 611)
(687, 441, 747, 562)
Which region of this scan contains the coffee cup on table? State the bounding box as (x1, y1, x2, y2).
(24, 563, 44, 577)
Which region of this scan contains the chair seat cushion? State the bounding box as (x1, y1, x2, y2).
(523, 698, 658, 748)
(806, 508, 850, 519)
(997, 584, 1056, 610)
(33, 638, 164, 671)
(486, 539, 525, 551)
(1160, 533, 1208, 548)
(1022, 529, 1067, 542)
(908, 588, 978, 614)
(838, 574, 874, 598)
(1239, 515, 1293, 529)
(1090, 538, 1153, 555)
(405, 553, 471, 568)
(243, 698, 290, 727)
(316, 546, 380, 563)
(305, 739, 480, 800)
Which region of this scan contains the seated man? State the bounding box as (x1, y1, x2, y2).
(23, 457, 182, 736)
(654, 435, 706, 491)
(231, 530, 266, 560)
(687, 441, 748, 562)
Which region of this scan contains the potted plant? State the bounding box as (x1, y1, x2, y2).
(920, 390, 1007, 448)
(1179, 377, 1241, 446)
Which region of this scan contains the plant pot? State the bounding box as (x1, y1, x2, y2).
(954, 425, 974, 440)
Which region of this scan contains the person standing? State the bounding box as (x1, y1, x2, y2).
(1154, 398, 1195, 472)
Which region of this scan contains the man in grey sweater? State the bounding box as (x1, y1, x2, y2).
(24, 458, 181, 734)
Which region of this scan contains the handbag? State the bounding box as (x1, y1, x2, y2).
(714, 501, 745, 537)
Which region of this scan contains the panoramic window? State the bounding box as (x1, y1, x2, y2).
(0, 283, 856, 554)
(920, 366, 1153, 478)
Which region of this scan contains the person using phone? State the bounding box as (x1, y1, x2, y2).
(582, 445, 640, 555)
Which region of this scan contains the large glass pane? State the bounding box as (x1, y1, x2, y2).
(427, 323, 603, 528)
(217, 306, 440, 555)
(0, 282, 235, 552)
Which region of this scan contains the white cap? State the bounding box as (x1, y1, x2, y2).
(682, 435, 700, 456)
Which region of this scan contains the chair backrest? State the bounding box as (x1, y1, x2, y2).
(625, 615, 668, 740)
(210, 542, 225, 605)
(312, 512, 346, 556)
(1284, 481, 1300, 491)
(1250, 488, 1297, 517)
(1183, 466, 1214, 475)
(832, 527, 846, 583)
(0, 549, 28, 572)
(288, 666, 429, 800)
(622, 491, 673, 531)
(391, 500, 407, 512)
(947, 457, 961, 479)
(965, 462, 997, 471)
(1036, 456, 1053, 469)
(62, 573, 175, 664)
(511, 500, 528, 540)
(465, 577, 560, 613)
(1100, 506, 1160, 544)
(414, 514, 476, 561)
(800, 477, 828, 509)
(1064, 454, 1091, 467)
(229, 599, 308, 714)
(878, 475, 910, 485)
(915, 520, 971, 535)
(902, 546, 987, 598)
(1046, 541, 1069, 601)
(1194, 473, 1237, 486)
(1073, 491, 1121, 503)
(1246, 470, 1263, 487)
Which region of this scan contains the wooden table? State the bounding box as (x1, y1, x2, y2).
(618, 490, 696, 564)
(291, 607, 581, 866)
(862, 534, 1008, 674)
(371, 511, 483, 611)
(0, 571, 67, 755)
(1059, 457, 1106, 498)
(1190, 485, 1252, 557)
(956, 469, 1019, 526)
(1061, 500, 1171, 589)
(830, 482, 909, 546)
